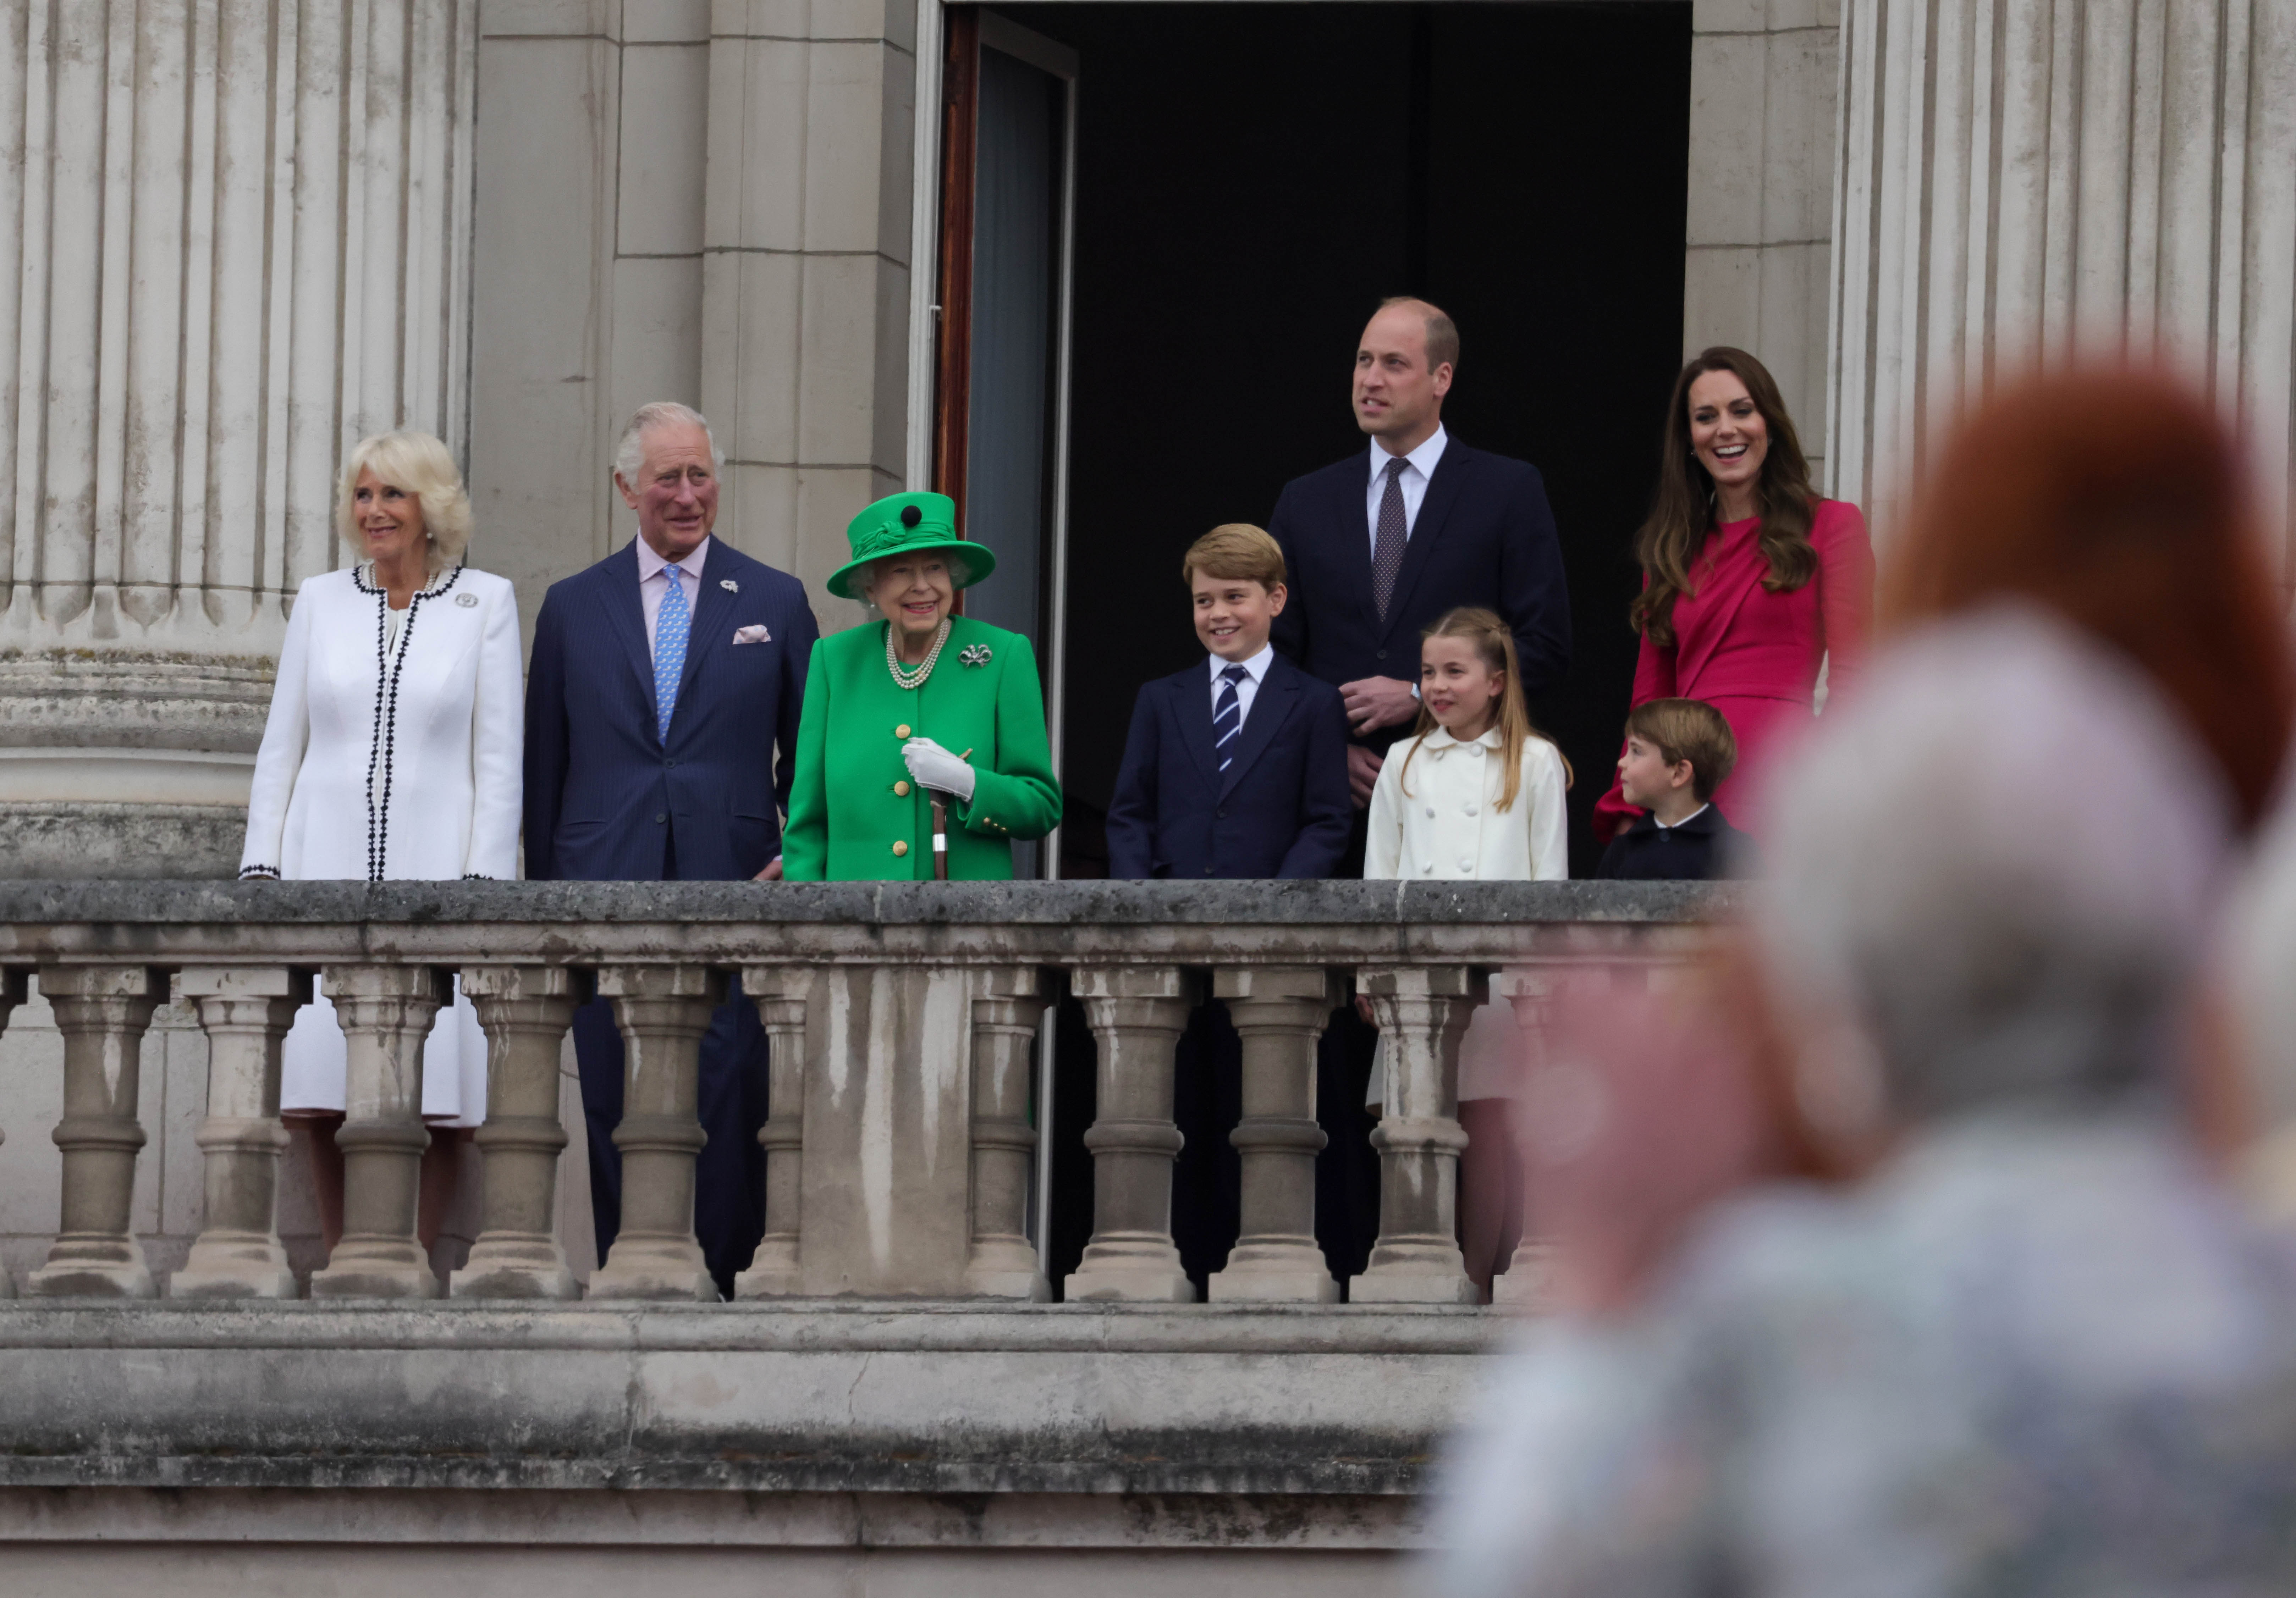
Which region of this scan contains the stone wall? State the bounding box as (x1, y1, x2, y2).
(1683, 0, 1842, 476)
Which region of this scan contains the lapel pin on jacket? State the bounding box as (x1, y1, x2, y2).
(455, 592, 478, 607)
(720, 577, 739, 592)
(959, 643, 992, 667)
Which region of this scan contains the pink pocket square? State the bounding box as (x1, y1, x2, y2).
(732, 624, 772, 645)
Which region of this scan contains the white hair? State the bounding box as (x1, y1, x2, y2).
(1755, 604, 2232, 1120)
(613, 402, 724, 484)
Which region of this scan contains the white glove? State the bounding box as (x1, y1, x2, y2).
(902, 736, 976, 802)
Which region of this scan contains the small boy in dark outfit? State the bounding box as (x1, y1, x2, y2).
(1597, 698, 1754, 880)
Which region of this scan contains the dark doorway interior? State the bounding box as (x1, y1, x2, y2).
(1001, 2, 1695, 1293)
(1001, 0, 1693, 878)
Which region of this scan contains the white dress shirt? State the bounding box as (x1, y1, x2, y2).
(1365, 424, 1450, 556)
(637, 533, 710, 665)
(1207, 641, 1276, 729)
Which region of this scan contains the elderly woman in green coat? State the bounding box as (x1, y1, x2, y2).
(783, 492, 1061, 881)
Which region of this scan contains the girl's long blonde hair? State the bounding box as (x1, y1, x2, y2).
(1396, 607, 1569, 812)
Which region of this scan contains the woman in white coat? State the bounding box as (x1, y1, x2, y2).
(1363, 608, 1568, 1296)
(239, 430, 522, 1259)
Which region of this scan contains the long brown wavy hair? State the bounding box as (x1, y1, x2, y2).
(1631, 348, 1818, 647)
(1883, 367, 2292, 833)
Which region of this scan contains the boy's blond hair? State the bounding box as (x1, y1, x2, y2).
(1625, 698, 1738, 801)
(1181, 523, 1286, 590)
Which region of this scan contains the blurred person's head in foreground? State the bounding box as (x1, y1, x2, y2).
(1752, 603, 2235, 1173)
(1882, 365, 2290, 832)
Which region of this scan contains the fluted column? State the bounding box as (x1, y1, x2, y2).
(171, 965, 311, 1299)
(1207, 967, 1337, 1304)
(1829, 0, 2296, 560)
(0, 967, 21, 1298)
(1353, 964, 1482, 1306)
(587, 965, 723, 1303)
(1064, 967, 1195, 1303)
(965, 967, 1049, 1300)
(734, 967, 809, 1300)
(308, 963, 449, 1299)
(0, 1, 478, 877)
(27, 964, 166, 1298)
(450, 965, 583, 1300)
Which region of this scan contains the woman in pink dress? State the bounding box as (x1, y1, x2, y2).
(1593, 347, 1874, 842)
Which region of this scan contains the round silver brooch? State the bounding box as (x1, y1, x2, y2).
(455, 592, 478, 608)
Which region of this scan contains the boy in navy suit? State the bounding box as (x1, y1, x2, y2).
(1596, 698, 1755, 880)
(1107, 524, 1352, 880)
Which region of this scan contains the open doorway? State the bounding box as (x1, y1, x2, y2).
(936, 0, 1693, 877)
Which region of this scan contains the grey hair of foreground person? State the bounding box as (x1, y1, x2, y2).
(612, 400, 724, 483)
(1753, 603, 2234, 1130)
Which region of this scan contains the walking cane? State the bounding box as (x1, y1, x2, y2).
(928, 748, 974, 883)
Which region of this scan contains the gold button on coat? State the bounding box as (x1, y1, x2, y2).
(892, 840, 909, 858)
(894, 780, 911, 797)
(895, 723, 911, 738)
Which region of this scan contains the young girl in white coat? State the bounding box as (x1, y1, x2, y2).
(1363, 607, 1569, 1296)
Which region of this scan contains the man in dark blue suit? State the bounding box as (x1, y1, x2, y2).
(1267, 299, 1571, 1283)
(1268, 297, 1571, 838)
(523, 401, 819, 1297)
(1106, 525, 1351, 880)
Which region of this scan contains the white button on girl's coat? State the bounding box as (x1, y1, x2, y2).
(1422, 861, 1434, 873)
(1425, 806, 1437, 818)
(1458, 856, 1474, 871)
(1465, 803, 1478, 816)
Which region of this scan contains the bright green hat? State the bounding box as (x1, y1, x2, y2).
(827, 491, 996, 602)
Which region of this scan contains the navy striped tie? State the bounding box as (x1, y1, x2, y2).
(1214, 663, 1249, 774)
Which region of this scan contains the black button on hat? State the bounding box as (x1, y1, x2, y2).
(901, 504, 922, 528)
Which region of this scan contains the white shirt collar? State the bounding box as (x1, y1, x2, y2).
(1369, 423, 1449, 489)
(636, 533, 711, 581)
(1420, 722, 1503, 752)
(1655, 802, 1709, 831)
(1208, 641, 1275, 685)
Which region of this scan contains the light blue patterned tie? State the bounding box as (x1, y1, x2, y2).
(1214, 663, 1248, 773)
(653, 563, 690, 742)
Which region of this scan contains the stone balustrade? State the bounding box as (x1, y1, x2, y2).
(0, 879, 1725, 1306)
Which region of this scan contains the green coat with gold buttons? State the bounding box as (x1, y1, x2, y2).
(782, 615, 1061, 881)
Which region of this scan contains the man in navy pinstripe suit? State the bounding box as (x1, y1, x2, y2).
(523, 402, 819, 1297)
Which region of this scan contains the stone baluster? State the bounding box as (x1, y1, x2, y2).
(1064, 967, 1196, 1302)
(1208, 967, 1338, 1303)
(1352, 964, 1483, 1305)
(170, 967, 313, 1300)
(588, 965, 725, 1302)
(965, 967, 1050, 1300)
(309, 964, 451, 1299)
(0, 967, 31, 1298)
(27, 965, 168, 1298)
(735, 967, 810, 1299)
(450, 966, 586, 1300)
(1486, 965, 1613, 1311)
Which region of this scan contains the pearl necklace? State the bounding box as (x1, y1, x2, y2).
(886, 617, 952, 690)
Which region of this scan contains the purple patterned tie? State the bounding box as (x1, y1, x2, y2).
(1372, 455, 1409, 622)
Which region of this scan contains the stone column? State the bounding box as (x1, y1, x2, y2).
(308, 963, 449, 1299)
(0, 967, 21, 1297)
(965, 967, 1048, 1300)
(1352, 964, 1482, 1306)
(1064, 967, 1195, 1304)
(170, 965, 311, 1300)
(27, 964, 166, 1298)
(1207, 967, 1337, 1304)
(0, 1, 478, 877)
(449, 965, 583, 1300)
(588, 965, 723, 1302)
(1829, 0, 2296, 557)
(734, 967, 809, 1299)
